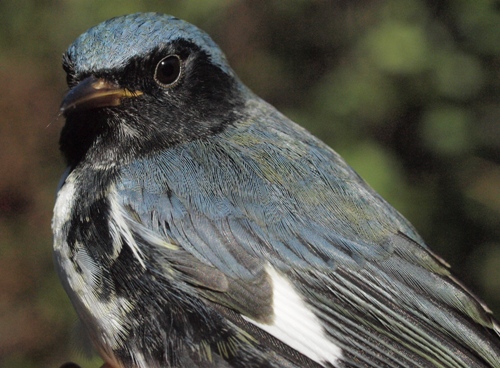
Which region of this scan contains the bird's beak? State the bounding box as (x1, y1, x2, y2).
(60, 76, 143, 117)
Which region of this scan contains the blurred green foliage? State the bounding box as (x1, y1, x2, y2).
(0, 1, 498, 367)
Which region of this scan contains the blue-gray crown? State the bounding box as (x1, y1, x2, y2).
(66, 12, 232, 75)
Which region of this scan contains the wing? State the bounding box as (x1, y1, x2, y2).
(116, 101, 500, 367)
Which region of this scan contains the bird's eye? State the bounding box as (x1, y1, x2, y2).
(154, 55, 182, 87)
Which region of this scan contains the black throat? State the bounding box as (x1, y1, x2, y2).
(59, 40, 247, 168)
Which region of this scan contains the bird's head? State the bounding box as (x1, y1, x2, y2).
(60, 13, 246, 167)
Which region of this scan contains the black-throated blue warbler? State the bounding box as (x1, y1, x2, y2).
(53, 12, 500, 368)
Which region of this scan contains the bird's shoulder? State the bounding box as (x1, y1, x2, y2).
(115, 97, 426, 274)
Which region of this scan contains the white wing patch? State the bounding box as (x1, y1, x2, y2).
(243, 266, 342, 366)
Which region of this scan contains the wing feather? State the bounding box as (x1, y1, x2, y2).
(115, 105, 500, 366)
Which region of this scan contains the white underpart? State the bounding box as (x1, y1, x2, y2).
(243, 266, 342, 366)
(52, 173, 77, 233)
(69, 244, 134, 349)
(52, 176, 133, 350)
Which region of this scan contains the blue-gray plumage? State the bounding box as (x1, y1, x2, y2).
(53, 12, 500, 368)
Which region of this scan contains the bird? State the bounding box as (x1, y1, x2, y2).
(53, 12, 500, 368)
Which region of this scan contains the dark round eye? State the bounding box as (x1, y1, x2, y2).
(154, 55, 182, 87)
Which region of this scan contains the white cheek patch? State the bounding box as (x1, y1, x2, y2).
(243, 266, 342, 367)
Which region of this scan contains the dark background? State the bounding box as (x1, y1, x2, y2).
(0, 1, 498, 367)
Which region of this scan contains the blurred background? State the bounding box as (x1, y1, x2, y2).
(0, 0, 498, 367)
